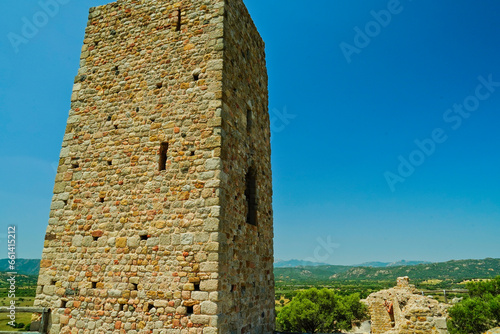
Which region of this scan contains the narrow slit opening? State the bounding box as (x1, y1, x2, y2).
(93, 236, 100, 241)
(132, 283, 138, 291)
(186, 306, 194, 315)
(148, 304, 155, 312)
(176, 9, 182, 32)
(92, 282, 97, 289)
(159, 142, 169, 171)
(107, 160, 112, 166)
(245, 168, 258, 226)
(61, 300, 67, 308)
(140, 235, 149, 241)
(246, 109, 253, 133)
(194, 283, 200, 291)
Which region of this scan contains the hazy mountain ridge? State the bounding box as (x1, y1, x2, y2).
(0, 258, 40, 276)
(274, 259, 430, 268)
(274, 259, 330, 268)
(356, 260, 432, 268)
(275, 258, 500, 282)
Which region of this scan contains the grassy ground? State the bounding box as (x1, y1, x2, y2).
(0, 297, 35, 331)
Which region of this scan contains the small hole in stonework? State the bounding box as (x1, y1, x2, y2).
(190, 151, 195, 156)
(148, 304, 154, 312)
(92, 282, 97, 289)
(51, 279, 57, 285)
(156, 82, 163, 89)
(99, 197, 104, 203)
(107, 115, 112, 121)
(136, 107, 140, 112)
(132, 283, 138, 291)
(194, 283, 200, 291)
(63, 200, 68, 206)
(114, 125, 118, 129)
(61, 300, 67, 308)
(193, 73, 199, 81)
(110, 29, 116, 36)
(186, 306, 193, 315)
(72, 163, 79, 168)
(150, 118, 155, 123)
(93, 236, 99, 241)
(231, 285, 236, 292)
(261, 312, 265, 318)
(94, 41, 99, 46)
(140, 235, 149, 241)
(107, 161, 112, 166)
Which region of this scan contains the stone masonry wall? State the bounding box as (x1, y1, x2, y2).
(34, 0, 274, 333)
(217, 1, 274, 333)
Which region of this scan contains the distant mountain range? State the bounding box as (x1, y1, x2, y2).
(274, 259, 330, 268)
(274, 259, 430, 268)
(356, 260, 432, 268)
(275, 258, 500, 283)
(0, 258, 40, 276)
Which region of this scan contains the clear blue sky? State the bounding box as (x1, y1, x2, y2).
(1, 0, 500, 265)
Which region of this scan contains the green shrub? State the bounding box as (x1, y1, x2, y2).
(448, 276, 500, 334)
(276, 288, 368, 333)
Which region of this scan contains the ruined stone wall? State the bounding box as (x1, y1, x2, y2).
(365, 278, 449, 334)
(218, 0, 274, 333)
(34, 0, 273, 333)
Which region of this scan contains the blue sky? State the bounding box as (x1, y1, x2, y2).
(1, 0, 500, 265)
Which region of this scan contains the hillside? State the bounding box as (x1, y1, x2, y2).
(0, 272, 38, 289)
(0, 259, 40, 276)
(275, 258, 500, 283)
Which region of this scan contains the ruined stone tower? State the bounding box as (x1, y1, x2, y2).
(34, 0, 274, 333)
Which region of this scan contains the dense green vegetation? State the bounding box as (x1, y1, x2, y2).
(276, 288, 367, 333)
(448, 276, 500, 334)
(0, 273, 37, 297)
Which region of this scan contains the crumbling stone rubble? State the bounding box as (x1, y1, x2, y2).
(364, 277, 449, 334)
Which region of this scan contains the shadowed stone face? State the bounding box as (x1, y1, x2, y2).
(35, 0, 274, 333)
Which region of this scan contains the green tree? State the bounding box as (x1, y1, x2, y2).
(448, 276, 500, 334)
(467, 277, 500, 298)
(447, 298, 493, 334)
(276, 288, 367, 333)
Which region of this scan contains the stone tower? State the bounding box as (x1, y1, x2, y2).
(34, 0, 274, 333)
